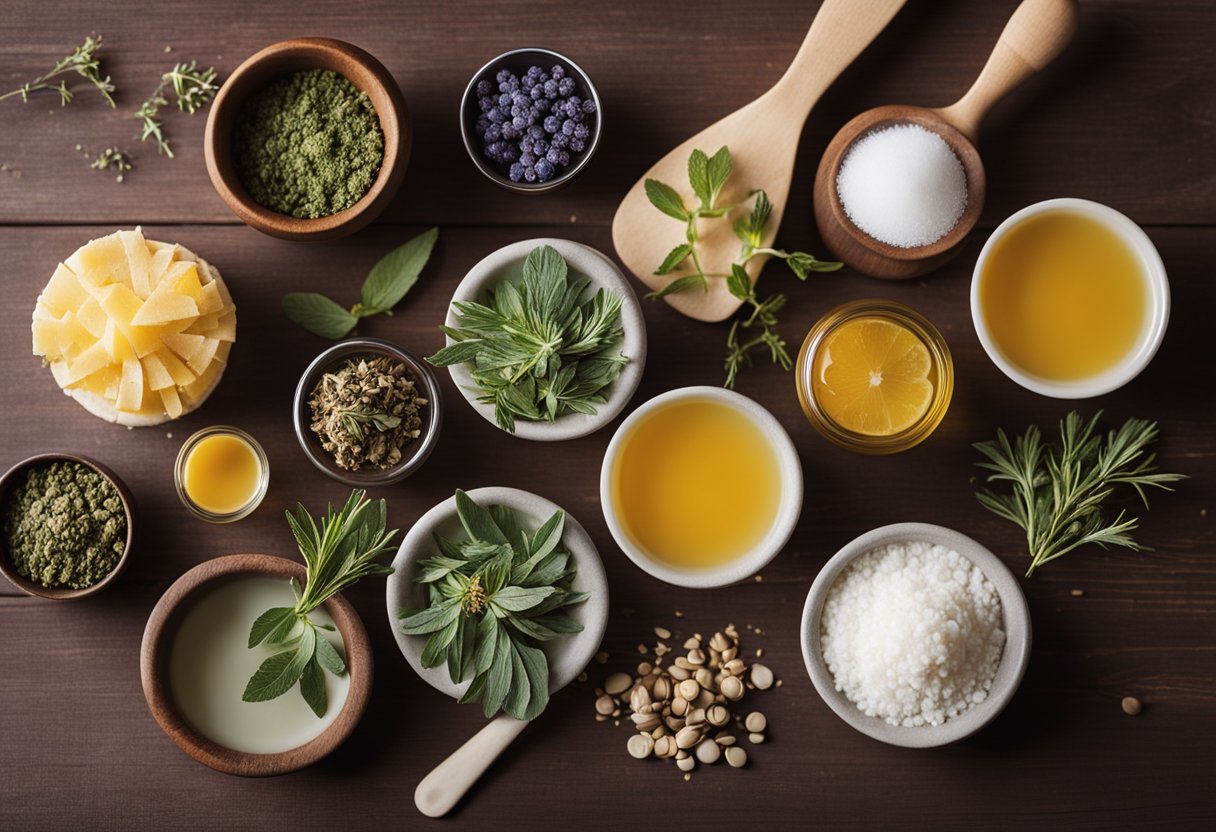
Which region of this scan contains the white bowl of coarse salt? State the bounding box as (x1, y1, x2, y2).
(800, 523, 1031, 748)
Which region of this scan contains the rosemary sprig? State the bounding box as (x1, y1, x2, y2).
(644, 146, 841, 388)
(134, 61, 218, 157)
(974, 412, 1185, 577)
(242, 490, 396, 717)
(0, 36, 115, 107)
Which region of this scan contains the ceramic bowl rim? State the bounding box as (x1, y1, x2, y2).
(458, 47, 603, 193)
(599, 386, 803, 588)
(970, 197, 1170, 399)
(385, 486, 609, 700)
(292, 337, 444, 486)
(139, 553, 373, 776)
(800, 522, 1032, 748)
(0, 452, 136, 600)
(443, 238, 646, 441)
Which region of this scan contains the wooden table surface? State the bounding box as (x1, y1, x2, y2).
(2, 1, 1213, 828)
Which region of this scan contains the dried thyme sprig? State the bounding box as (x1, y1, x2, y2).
(133, 60, 218, 157)
(0, 36, 115, 107)
(88, 146, 132, 182)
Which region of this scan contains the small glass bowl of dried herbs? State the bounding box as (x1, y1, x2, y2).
(293, 338, 443, 486)
(0, 453, 135, 600)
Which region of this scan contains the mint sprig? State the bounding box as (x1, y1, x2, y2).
(283, 227, 438, 339)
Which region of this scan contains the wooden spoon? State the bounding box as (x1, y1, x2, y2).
(812, 0, 1079, 279)
(611, 0, 908, 323)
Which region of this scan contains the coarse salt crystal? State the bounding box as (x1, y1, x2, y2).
(820, 540, 1005, 727)
(836, 123, 968, 249)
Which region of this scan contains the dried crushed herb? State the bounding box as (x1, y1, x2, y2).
(2, 461, 127, 589)
(308, 355, 427, 471)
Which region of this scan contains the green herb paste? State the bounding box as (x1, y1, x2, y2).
(233, 69, 384, 219)
(2, 461, 127, 589)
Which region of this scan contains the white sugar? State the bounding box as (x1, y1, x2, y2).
(820, 540, 1005, 728)
(836, 123, 968, 248)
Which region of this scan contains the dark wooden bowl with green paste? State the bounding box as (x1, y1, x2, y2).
(204, 37, 411, 241)
(0, 452, 136, 601)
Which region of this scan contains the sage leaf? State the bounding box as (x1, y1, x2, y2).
(359, 226, 438, 315)
(516, 641, 550, 721)
(282, 293, 358, 340)
(399, 597, 461, 634)
(483, 625, 514, 718)
(528, 510, 565, 560)
(247, 607, 295, 648)
(644, 178, 688, 221)
(242, 625, 316, 703)
(504, 642, 531, 718)
(298, 655, 327, 718)
(456, 489, 509, 545)
(491, 585, 557, 613)
(314, 633, 346, 676)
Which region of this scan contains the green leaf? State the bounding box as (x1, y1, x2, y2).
(654, 244, 693, 276)
(482, 625, 514, 718)
(706, 146, 732, 205)
(422, 614, 460, 668)
(472, 610, 499, 676)
(242, 625, 316, 703)
(399, 597, 461, 634)
(644, 179, 689, 221)
(491, 585, 557, 613)
(282, 293, 358, 340)
(516, 642, 551, 721)
(415, 555, 468, 583)
(503, 641, 531, 719)
(247, 607, 295, 648)
(645, 273, 707, 301)
(528, 510, 565, 560)
(359, 227, 438, 315)
(314, 633, 346, 676)
(298, 655, 327, 718)
(687, 149, 711, 206)
(455, 489, 510, 545)
(727, 264, 753, 301)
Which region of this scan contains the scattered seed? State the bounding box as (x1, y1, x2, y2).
(745, 712, 767, 733)
(577, 671, 587, 683)
(725, 746, 748, 768)
(749, 732, 765, 744)
(678, 679, 701, 701)
(683, 773, 692, 781)
(595, 713, 608, 722)
(637, 643, 649, 654)
(595, 651, 609, 664)
(695, 738, 722, 764)
(721, 676, 745, 701)
(675, 610, 684, 618)
(1122, 696, 1143, 716)
(604, 672, 632, 696)
(716, 734, 737, 746)
(627, 733, 655, 759)
(755, 648, 764, 658)
(754, 575, 762, 582)
(595, 694, 615, 715)
(637, 661, 653, 676)
(677, 755, 696, 772)
(1070, 589, 1085, 597)
(654, 626, 672, 639)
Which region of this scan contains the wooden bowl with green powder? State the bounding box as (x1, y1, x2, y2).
(205, 38, 410, 241)
(0, 453, 136, 600)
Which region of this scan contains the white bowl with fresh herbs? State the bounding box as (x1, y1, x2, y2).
(428, 238, 646, 441)
(385, 486, 609, 708)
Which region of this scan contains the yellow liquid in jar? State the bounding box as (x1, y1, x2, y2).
(184, 434, 261, 515)
(980, 211, 1147, 381)
(610, 398, 780, 569)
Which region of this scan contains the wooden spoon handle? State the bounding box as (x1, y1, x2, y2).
(938, 0, 1079, 141)
(773, 0, 908, 115)
(413, 715, 530, 818)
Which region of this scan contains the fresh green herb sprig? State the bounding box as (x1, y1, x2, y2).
(644, 146, 841, 388)
(426, 244, 628, 432)
(974, 412, 1185, 577)
(399, 490, 588, 721)
(243, 490, 397, 717)
(283, 227, 438, 339)
(0, 36, 115, 107)
(134, 61, 218, 157)
(88, 146, 132, 182)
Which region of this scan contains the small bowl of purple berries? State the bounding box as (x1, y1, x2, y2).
(462, 48, 602, 193)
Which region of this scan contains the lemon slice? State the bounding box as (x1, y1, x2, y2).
(812, 317, 933, 436)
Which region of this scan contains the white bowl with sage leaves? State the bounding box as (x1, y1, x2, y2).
(426, 238, 646, 441)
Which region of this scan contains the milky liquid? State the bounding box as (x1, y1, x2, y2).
(169, 576, 350, 754)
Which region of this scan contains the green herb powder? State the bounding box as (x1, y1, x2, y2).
(233, 69, 384, 219)
(2, 461, 127, 589)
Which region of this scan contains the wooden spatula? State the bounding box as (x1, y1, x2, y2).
(611, 0, 908, 323)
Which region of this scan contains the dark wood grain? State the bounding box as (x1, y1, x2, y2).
(1, 0, 1214, 829)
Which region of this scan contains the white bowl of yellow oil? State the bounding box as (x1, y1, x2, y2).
(599, 386, 802, 588)
(971, 198, 1169, 399)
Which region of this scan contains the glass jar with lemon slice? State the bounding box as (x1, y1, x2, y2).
(796, 300, 953, 454)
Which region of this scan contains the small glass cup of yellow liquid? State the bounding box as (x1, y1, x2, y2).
(796, 299, 953, 454)
(174, 426, 269, 522)
(599, 387, 803, 588)
(971, 198, 1170, 399)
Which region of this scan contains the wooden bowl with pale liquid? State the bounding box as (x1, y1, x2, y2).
(204, 37, 410, 241)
